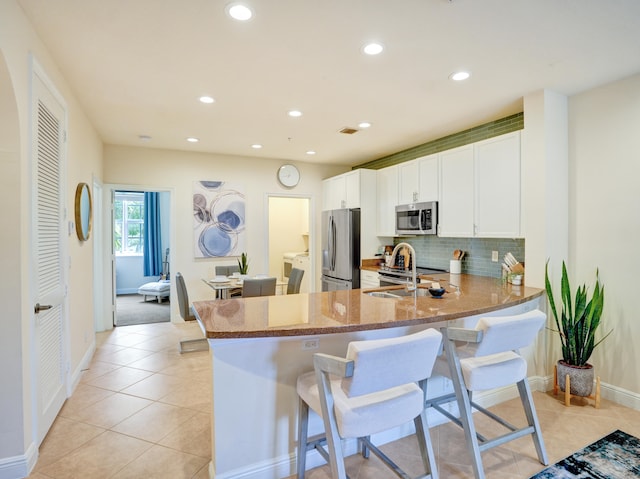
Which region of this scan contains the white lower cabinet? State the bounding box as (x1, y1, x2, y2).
(360, 269, 379, 289)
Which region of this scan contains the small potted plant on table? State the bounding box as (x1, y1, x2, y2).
(545, 260, 610, 402)
(237, 252, 249, 278)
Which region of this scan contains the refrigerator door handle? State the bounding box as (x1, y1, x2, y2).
(331, 215, 337, 271)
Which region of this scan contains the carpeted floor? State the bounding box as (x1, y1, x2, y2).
(530, 429, 640, 478)
(115, 293, 171, 326)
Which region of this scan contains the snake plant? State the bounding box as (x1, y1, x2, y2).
(237, 252, 249, 275)
(545, 260, 610, 367)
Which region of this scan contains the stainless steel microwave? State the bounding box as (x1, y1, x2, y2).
(395, 201, 438, 235)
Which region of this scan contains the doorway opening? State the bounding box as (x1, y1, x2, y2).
(268, 196, 312, 293)
(112, 189, 172, 326)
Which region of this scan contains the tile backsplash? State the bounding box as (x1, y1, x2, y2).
(393, 236, 525, 278)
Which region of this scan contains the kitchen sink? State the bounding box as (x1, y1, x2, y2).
(365, 288, 431, 298)
(366, 291, 402, 298)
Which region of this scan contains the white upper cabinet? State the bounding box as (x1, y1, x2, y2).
(397, 154, 439, 204)
(322, 174, 348, 210)
(474, 132, 521, 237)
(439, 145, 475, 237)
(398, 160, 418, 204)
(417, 154, 439, 202)
(438, 132, 521, 238)
(376, 165, 399, 236)
(322, 169, 374, 211)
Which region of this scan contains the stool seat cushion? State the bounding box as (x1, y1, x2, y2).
(461, 352, 526, 391)
(297, 371, 423, 438)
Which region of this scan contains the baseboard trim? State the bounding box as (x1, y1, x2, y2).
(69, 339, 96, 394)
(0, 442, 37, 479)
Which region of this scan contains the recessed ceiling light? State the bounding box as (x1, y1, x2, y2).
(138, 135, 152, 142)
(450, 71, 471, 81)
(186, 137, 199, 143)
(226, 3, 253, 21)
(358, 122, 372, 129)
(199, 96, 215, 104)
(251, 144, 263, 149)
(363, 43, 384, 55)
(306, 150, 316, 155)
(288, 110, 303, 117)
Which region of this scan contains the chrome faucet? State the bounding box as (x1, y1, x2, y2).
(390, 242, 417, 293)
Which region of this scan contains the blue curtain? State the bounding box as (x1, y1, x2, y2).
(143, 192, 163, 277)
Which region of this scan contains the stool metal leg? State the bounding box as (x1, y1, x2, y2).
(517, 379, 549, 466)
(297, 398, 309, 478)
(443, 330, 486, 479)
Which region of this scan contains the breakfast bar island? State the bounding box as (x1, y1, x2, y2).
(192, 274, 544, 479)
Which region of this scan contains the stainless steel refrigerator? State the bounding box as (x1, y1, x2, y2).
(321, 208, 361, 291)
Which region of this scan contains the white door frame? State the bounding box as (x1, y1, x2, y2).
(29, 57, 70, 445)
(96, 183, 174, 331)
(265, 193, 315, 292)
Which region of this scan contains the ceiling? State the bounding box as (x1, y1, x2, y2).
(17, 0, 640, 167)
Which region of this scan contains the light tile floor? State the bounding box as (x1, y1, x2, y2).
(27, 321, 640, 478)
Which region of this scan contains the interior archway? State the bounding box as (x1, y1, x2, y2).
(0, 50, 28, 460)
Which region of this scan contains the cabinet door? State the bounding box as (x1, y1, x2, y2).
(322, 175, 347, 210)
(418, 154, 439, 202)
(344, 171, 361, 208)
(360, 270, 379, 289)
(439, 145, 474, 237)
(474, 132, 521, 237)
(321, 178, 332, 211)
(376, 165, 399, 236)
(398, 160, 419, 204)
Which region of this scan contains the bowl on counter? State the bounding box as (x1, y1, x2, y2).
(428, 287, 446, 298)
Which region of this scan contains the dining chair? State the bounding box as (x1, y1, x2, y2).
(241, 277, 276, 297)
(287, 267, 305, 294)
(425, 309, 548, 479)
(215, 265, 242, 297)
(215, 264, 239, 276)
(296, 328, 442, 479)
(175, 272, 209, 353)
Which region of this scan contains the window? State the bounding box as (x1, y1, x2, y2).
(114, 192, 144, 255)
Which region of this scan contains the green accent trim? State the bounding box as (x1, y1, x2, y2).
(354, 113, 524, 170)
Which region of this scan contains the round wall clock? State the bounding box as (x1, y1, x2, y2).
(277, 164, 300, 188)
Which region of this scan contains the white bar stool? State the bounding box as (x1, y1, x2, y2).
(426, 309, 549, 479)
(296, 328, 443, 479)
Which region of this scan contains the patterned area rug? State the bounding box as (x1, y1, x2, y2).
(530, 430, 640, 478)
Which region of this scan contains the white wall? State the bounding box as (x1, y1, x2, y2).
(103, 144, 346, 319)
(568, 73, 640, 399)
(0, 0, 104, 474)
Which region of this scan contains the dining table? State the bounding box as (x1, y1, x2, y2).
(202, 275, 288, 299)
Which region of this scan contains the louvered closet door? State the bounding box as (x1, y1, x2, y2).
(32, 70, 67, 445)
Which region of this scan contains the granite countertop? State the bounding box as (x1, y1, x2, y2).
(192, 274, 543, 339)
